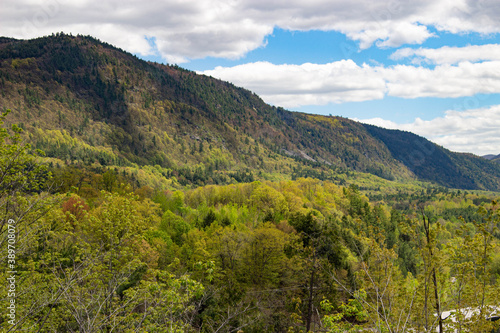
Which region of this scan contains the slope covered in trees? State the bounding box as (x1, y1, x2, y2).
(1, 110, 499, 332)
(1, 33, 500, 190)
(363, 124, 500, 190)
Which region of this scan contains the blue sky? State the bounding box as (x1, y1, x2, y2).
(3, 0, 500, 155)
(138, 28, 500, 124)
(180, 28, 500, 122)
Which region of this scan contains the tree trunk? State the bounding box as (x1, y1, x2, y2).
(423, 214, 442, 332)
(306, 251, 316, 332)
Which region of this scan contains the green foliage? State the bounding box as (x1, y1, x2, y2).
(321, 291, 368, 333)
(0, 109, 55, 241)
(160, 210, 191, 244)
(1, 151, 499, 332)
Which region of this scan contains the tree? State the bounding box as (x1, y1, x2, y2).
(326, 229, 419, 333)
(420, 212, 444, 332)
(119, 268, 205, 332)
(443, 202, 500, 333)
(250, 184, 289, 221)
(0, 109, 54, 242)
(324, 205, 500, 333)
(160, 210, 191, 244)
(0, 110, 58, 331)
(289, 212, 347, 332)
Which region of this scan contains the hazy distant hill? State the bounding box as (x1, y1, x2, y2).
(2, 33, 500, 190)
(483, 154, 500, 162)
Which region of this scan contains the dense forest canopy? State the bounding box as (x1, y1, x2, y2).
(1, 107, 500, 332)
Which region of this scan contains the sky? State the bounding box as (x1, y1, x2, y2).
(2, 0, 500, 156)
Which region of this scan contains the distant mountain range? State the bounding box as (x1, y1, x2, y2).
(2, 33, 500, 190)
(483, 154, 500, 162)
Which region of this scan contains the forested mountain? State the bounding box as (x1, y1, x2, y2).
(484, 154, 500, 162)
(363, 125, 500, 190)
(1, 33, 500, 190)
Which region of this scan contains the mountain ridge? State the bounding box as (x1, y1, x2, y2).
(1, 33, 500, 190)
(483, 154, 500, 162)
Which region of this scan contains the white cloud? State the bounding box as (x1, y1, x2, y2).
(348, 21, 435, 50)
(391, 44, 500, 65)
(360, 105, 500, 155)
(203, 60, 386, 107)
(2, 0, 500, 63)
(357, 117, 399, 129)
(201, 60, 500, 106)
(382, 61, 500, 98)
(375, 22, 435, 49)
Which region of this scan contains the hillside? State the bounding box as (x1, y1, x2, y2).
(1, 33, 500, 190)
(363, 125, 500, 190)
(484, 154, 500, 163)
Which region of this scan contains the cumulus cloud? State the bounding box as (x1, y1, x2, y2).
(2, 0, 500, 63)
(382, 61, 500, 98)
(201, 60, 500, 107)
(360, 105, 500, 155)
(203, 60, 386, 107)
(391, 44, 500, 65)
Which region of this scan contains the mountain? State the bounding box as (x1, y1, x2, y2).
(363, 125, 500, 190)
(483, 154, 500, 162)
(1, 33, 500, 190)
